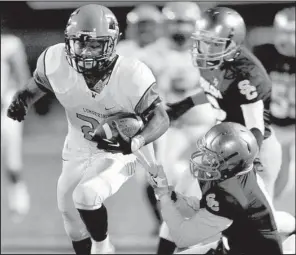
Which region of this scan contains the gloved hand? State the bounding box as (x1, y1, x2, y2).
(147, 164, 171, 199)
(95, 120, 133, 155)
(7, 91, 29, 122)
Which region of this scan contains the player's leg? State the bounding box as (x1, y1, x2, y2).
(158, 222, 177, 255)
(72, 153, 137, 254)
(257, 174, 295, 238)
(57, 156, 91, 255)
(1, 110, 30, 221)
(258, 129, 282, 200)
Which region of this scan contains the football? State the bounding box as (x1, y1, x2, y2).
(93, 112, 144, 142)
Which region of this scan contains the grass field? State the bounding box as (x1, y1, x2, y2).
(1, 101, 160, 254)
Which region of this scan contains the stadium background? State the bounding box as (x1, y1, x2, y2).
(1, 1, 295, 254)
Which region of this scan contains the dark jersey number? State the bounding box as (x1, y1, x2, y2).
(76, 113, 100, 141)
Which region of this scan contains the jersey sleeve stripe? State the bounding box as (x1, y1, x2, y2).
(43, 47, 54, 92)
(35, 79, 54, 94)
(134, 82, 161, 117)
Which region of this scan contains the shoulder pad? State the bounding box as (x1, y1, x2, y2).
(44, 43, 66, 75)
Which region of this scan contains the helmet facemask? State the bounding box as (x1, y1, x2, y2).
(190, 138, 223, 181)
(191, 30, 238, 69)
(65, 34, 117, 74)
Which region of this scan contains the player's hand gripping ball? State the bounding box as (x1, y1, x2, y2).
(93, 112, 144, 154)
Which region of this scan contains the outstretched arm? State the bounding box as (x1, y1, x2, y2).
(148, 165, 231, 249)
(7, 78, 48, 122)
(7, 47, 53, 122)
(166, 89, 208, 122)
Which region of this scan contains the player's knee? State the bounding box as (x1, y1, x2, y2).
(73, 178, 111, 210)
(61, 211, 90, 241)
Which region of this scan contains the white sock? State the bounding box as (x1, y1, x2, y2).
(91, 235, 114, 254)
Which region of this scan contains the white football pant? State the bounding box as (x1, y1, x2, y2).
(57, 149, 138, 241)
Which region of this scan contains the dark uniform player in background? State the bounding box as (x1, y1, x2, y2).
(149, 122, 283, 255)
(166, 7, 282, 201)
(251, 6, 295, 215)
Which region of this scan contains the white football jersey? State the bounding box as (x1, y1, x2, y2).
(33, 43, 157, 154)
(1, 35, 30, 105)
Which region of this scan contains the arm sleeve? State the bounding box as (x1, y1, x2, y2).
(237, 66, 271, 134)
(241, 100, 265, 135)
(250, 127, 264, 148)
(160, 195, 232, 248)
(33, 48, 54, 93)
(128, 61, 161, 116)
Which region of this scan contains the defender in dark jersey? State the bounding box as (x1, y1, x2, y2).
(166, 7, 282, 201)
(251, 6, 295, 213)
(149, 122, 282, 255)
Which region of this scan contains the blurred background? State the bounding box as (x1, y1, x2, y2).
(1, 1, 295, 254)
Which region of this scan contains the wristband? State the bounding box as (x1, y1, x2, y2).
(131, 135, 145, 152)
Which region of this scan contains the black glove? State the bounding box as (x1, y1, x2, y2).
(7, 91, 29, 122)
(95, 121, 132, 155)
(96, 138, 126, 154)
(166, 97, 195, 122)
(112, 120, 132, 155)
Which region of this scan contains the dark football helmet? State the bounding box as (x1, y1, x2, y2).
(273, 6, 295, 57)
(65, 4, 120, 74)
(190, 122, 259, 181)
(162, 2, 201, 48)
(191, 7, 246, 69)
(125, 4, 163, 47)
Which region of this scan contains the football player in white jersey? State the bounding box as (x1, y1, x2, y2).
(116, 4, 163, 58)
(7, 5, 169, 254)
(1, 33, 31, 222)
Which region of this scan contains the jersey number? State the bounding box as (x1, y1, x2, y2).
(270, 82, 295, 119)
(206, 193, 219, 212)
(206, 94, 227, 123)
(238, 80, 258, 100)
(76, 113, 100, 141)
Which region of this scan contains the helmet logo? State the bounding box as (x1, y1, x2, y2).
(67, 9, 80, 27)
